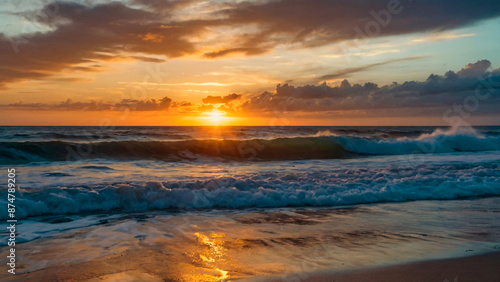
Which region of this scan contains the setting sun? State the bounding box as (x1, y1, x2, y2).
(203, 110, 227, 125)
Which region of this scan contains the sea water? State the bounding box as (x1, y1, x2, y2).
(0, 126, 499, 280)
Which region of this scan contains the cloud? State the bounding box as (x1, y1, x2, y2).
(116, 97, 172, 111)
(202, 93, 242, 104)
(4, 96, 173, 111)
(0, 1, 196, 86)
(1, 0, 499, 87)
(241, 60, 500, 115)
(411, 32, 476, 43)
(45, 77, 93, 83)
(203, 47, 268, 58)
(197, 104, 215, 112)
(130, 0, 204, 14)
(3, 60, 500, 120)
(208, 0, 500, 55)
(319, 56, 425, 81)
(457, 60, 492, 78)
(118, 81, 252, 87)
(174, 101, 193, 107)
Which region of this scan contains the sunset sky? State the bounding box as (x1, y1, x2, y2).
(0, 0, 499, 126)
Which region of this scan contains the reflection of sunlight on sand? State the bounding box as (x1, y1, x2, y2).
(86, 270, 163, 281)
(183, 232, 230, 281)
(11, 199, 493, 282)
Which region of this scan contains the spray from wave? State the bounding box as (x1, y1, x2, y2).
(334, 126, 500, 155)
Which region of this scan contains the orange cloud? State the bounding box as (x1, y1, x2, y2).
(141, 33, 165, 42)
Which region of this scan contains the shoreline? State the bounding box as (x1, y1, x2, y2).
(250, 251, 500, 282)
(4, 197, 500, 281)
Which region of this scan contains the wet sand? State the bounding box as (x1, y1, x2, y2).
(2, 199, 500, 281)
(255, 251, 500, 282)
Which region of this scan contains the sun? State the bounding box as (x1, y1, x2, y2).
(204, 110, 226, 125)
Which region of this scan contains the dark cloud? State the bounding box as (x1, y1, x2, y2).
(4, 96, 173, 111)
(5, 99, 113, 111)
(242, 60, 500, 115)
(457, 60, 492, 78)
(203, 47, 268, 58)
(174, 101, 193, 107)
(209, 0, 500, 55)
(1, 0, 500, 86)
(116, 96, 172, 111)
(0, 1, 196, 86)
(202, 93, 242, 104)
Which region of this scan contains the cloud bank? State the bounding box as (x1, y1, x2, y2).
(4, 60, 500, 121)
(241, 60, 500, 116)
(202, 93, 242, 104)
(5, 96, 173, 111)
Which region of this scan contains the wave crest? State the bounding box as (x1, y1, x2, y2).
(3, 159, 500, 219)
(1, 127, 499, 164)
(334, 126, 500, 155)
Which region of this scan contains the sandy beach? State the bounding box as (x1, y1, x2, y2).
(2, 197, 500, 281)
(258, 251, 500, 282)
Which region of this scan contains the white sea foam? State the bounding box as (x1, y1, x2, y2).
(3, 156, 499, 219)
(315, 130, 338, 137)
(333, 126, 500, 155)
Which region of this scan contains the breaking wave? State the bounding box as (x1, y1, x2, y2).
(335, 126, 500, 155)
(3, 158, 500, 219)
(0, 127, 499, 164)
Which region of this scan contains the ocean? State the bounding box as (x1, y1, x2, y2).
(1, 126, 500, 280)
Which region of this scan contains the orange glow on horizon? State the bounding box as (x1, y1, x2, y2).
(2, 109, 484, 126)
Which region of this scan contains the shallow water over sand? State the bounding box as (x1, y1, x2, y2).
(3, 197, 499, 281)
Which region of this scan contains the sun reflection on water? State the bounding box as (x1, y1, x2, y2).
(183, 232, 231, 281)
